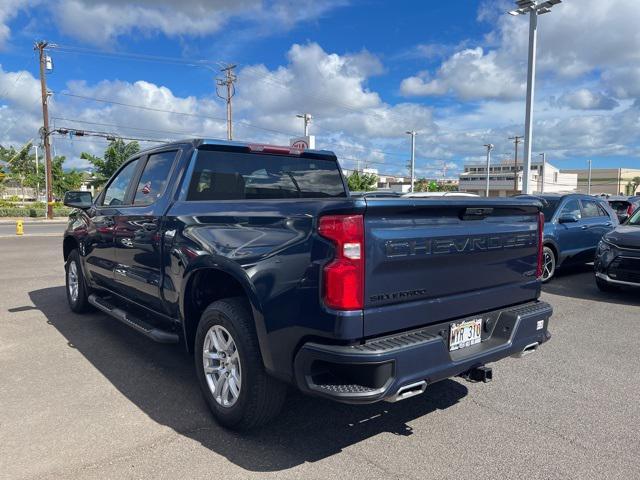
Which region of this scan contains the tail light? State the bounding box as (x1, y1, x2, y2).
(536, 212, 545, 278)
(318, 214, 364, 310)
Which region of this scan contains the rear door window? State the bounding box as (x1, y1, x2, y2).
(133, 151, 177, 206)
(185, 150, 346, 200)
(581, 199, 607, 218)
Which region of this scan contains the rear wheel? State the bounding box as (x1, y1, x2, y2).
(596, 276, 619, 292)
(541, 246, 556, 283)
(194, 298, 286, 430)
(65, 249, 93, 313)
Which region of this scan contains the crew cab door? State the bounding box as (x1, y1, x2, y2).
(83, 158, 142, 291)
(554, 198, 590, 264)
(579, 198, 615, 253)
(112, 150, 179, 312)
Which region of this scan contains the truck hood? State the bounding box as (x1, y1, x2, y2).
(604, 225, 640, 249)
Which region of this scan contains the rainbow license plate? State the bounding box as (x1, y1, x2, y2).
(449, 318, 482, 351)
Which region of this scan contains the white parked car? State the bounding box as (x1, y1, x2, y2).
(403, 191, 479, 198)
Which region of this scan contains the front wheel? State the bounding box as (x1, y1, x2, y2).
(541, 246, 556, 283)
(194, 298, 286, 430)
(65, 249, 93, 313)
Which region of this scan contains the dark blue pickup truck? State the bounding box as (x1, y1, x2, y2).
(62, 139, 552, 429)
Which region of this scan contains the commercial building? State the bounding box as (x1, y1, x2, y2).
(458, 158, 577, 197)
(562, 168, 640, 196)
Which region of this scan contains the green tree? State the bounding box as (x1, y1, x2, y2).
(347, 171, 378, 192)
(1, 142, 37, 200)
(28, 155, 84, 199)
(631, 176, 640, 195)
(80, 139, 140, 185)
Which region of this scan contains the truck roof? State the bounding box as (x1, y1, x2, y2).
(137, 138, 337, 158)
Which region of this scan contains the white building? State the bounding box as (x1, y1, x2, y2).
(458, 159, 577, 197)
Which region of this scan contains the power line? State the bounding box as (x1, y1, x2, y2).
(50, 116, 213, 138)
(52, 127, 166, 144)
(56, 91, 296, 137)
(51, 44, 220, 69)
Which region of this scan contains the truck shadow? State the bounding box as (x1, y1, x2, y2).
(28, 286, 468, 472)
(543, 265, 640, 306)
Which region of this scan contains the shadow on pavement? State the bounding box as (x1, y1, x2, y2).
(27, 286, 468, 472)
(543, 264, 640, 306)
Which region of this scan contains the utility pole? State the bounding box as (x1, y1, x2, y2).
(509, 135, 523, 193)
(587, 159, 592, 195)
(539, 152, 546, 193)
(296, 113, 312, 136)
(35, 41, 53, 219)
(484, 144, 494, 197)
(216, 64, 237, 141)
(406, 130, 417, 192)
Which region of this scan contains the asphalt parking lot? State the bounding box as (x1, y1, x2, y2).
(1, 234, 639, 480)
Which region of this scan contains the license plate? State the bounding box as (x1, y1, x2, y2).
(449, 318, 482, 351)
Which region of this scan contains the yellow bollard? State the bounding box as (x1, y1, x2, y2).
(16, 220, 23, 236)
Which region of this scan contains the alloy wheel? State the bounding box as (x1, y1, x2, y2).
(202, 325, 242, 407)
(68, 260, 79, 302)
(542, 248, 555, 282)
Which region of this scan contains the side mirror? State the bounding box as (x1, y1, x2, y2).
(64, 191, 93, 209)
(558, 213, 579, 224)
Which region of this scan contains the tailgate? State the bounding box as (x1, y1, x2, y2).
(363, 198, 541, 337)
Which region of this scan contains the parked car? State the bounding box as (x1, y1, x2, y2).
(403, 191, 479, 198)
(594, 207, 640, 291)
(522, 193, 618, 282)
(63, 139, 552, 430)
(606, 195, 640, 224)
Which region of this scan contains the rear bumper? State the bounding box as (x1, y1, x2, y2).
(294, 301, 552, 404)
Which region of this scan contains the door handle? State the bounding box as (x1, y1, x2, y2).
(581, 225, 588, 230)
(605, 222, 612, 227)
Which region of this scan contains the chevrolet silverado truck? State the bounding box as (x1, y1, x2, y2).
(62, 139, 552, 430)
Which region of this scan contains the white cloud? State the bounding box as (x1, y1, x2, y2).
(559, 89, 619, 111)
(49, 0, 346, 46)
(400, 48, 525, 100)
(401, 0, 640, 101)
(0, 0, 37, 49)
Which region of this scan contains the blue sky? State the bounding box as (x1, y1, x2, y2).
(1, 0, 639, 177)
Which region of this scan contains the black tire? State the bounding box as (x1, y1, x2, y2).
(541, 246, 556, 283)
(596, 276, 619, 292)
(194, 297, 286, 430)
(65, 249, 93, 313)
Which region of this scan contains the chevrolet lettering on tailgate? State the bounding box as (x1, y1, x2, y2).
(384, 232, 537, 258)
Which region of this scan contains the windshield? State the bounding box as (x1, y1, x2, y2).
(540, 198, 561, 220)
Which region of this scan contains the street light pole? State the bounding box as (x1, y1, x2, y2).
(587, 159, 592, 195)
(296, 113, 312, 136)
(508, 0, 562, 195)
(539, 152, 546, 193)
(406, 130, 417, 192)
(522, 8, 538, 195)
(484, 144, 494, 197)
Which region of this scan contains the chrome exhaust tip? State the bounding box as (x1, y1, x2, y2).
(513, 342, 540, 358)
(384, 380, 427, 403)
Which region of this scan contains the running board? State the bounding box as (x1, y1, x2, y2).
(88, 294, 179, 344)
